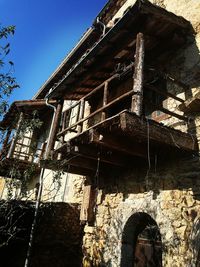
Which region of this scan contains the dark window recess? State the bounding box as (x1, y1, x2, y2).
(144, 76, 168, 122)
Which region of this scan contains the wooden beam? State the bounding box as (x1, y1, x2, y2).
(57, 142, 130, 167)
(7, 113, 24, 159)
(80, 185, 96, 223)
(89, 76, 106, 82)
(143, 97, 188, 121)
(131, 32, 145, 115)
(63, 156, 97, 171)
(62, 74, 119, 116)
(77, 99, 85, 133)
(78, 85, 94, 90)
(15, 99, 57, 108)
(156, 105, 188, 122)
(41, 159, 94, 177)
(101, 81, 108, 121)
(58, 156, 113, 176)
(120, 111, 198, 152)
(61, 25, 141, 98)
(45, 101, 63, 159)
(145, 84, 184, 103)
(89, 129, 147, 158)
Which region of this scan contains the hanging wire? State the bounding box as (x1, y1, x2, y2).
(145, 118, 151, 190)
(166, 128, 180, 149)
(94, 153, 100, 188)
(24, 167, 45, 267)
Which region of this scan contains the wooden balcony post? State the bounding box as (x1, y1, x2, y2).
(45, 100, 63, 159)
(80, 177, 96, 223)
(131, 32, 145, 116)
(7, 112, 23, 159)
(101, 81, 108, 121)
(77, 99, 85, 133)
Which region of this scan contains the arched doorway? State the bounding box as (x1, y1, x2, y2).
(120, 212, 162, 267)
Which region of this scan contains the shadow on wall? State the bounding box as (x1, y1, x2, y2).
(82, 212, 162, 267)
(165, 27, 200, 138)
(0, 201, 83, 267)
(99, 149, 200, 202)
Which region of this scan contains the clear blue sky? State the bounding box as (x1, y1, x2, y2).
(0, 0, 107, 102)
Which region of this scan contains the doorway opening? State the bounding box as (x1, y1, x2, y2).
(120, 212, 162, 267)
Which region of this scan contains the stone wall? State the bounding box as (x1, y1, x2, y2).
(0, 201, 83, 267)
(82, 0, 200, 266)
(83, 157, 200, 266)
(31, 202, 83, 267)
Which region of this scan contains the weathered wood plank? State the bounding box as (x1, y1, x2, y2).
(7, 113, 24, 159)
(58, 142, 131, 167)
(77, 99, 85, 133)
(80, 185, 96, 223)
(57, 88, 134, 138)
(43, 159, 93, 176)
(101, 81, 109, 121)
(120, 111, 198, 152)
(89, 129, 147, 158)
(131, 32, 145, 115)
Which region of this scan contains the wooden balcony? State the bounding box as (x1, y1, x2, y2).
(48, 54, 198, 176)
(0, 100, 56, 179)
(0, 0, 197, 179)
(40, 3, 197, 176)
(51, 108, 198, 176)
(0, 132, 44, 179)
(0, 158, 41, 180)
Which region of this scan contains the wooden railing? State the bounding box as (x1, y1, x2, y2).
(57, 71, 189, 145)
(12, 139, 44, 163)
(56, 33, 190, 147)
(57, 71, 135, 140)
(1, 133, 46, 164)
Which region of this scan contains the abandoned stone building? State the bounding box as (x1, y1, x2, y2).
(0, 0, 200, 266)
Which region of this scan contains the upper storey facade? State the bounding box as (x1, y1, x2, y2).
(0, 0, 199, 179)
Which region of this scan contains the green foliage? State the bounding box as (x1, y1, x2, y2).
(5, 178, 21, 200)
(53, 170, 64, 191)
(0, 24, 19, 115)
(20, 164, 38, 198)
(5, 160, 38, 200)
(19, 111, 43, 137)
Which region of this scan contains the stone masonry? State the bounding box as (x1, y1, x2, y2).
(82, 1, 200, 266)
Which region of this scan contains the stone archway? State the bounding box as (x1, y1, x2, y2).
(120, 212, 162, 267)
